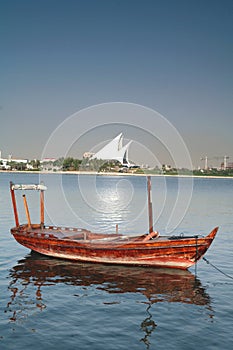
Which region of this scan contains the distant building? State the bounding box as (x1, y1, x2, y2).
(41, 158, 57, 163)
(91, 133, 132, 166)
(225, 162, 233, 169)
(0, 157, 11, 170)
(83, 152, 95, 159)
(40, 158, 61, 171)
(0, 150, 29, 170)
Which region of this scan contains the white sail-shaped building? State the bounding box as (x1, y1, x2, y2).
(91, 133, 132, 166)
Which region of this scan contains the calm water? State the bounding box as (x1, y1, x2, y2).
(0, 172, 233, 349)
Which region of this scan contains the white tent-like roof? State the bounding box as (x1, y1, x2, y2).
(91, 133, 132, 165)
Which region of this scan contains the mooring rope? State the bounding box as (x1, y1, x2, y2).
(203, 257, 233, 280)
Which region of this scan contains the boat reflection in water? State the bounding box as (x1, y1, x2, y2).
(6, 252, 213, 348)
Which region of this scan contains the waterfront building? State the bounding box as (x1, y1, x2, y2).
(91, 133, 132, 166)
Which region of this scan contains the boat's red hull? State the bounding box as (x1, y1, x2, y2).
(11, 225, 218, 270)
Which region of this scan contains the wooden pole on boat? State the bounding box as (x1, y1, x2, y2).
(10, 182, 19, 227)
(23, 194, 32, 229)
(40, 189, 45, 228)
(147, 176, 153, 233)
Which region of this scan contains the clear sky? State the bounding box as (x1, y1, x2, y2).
(1, 0, 232, 168)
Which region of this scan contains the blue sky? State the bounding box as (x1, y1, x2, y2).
(1, 0, 232, 168)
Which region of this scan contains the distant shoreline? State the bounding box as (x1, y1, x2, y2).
(1, 169, 233, 179)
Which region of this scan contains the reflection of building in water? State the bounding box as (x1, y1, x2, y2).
(90, 133, 132, 166)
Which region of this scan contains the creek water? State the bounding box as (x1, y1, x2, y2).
(0, 172, 232, 349)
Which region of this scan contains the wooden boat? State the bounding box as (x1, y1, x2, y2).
(9, 177, 218, 270)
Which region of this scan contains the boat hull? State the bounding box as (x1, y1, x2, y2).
(11, 225, 218, 270)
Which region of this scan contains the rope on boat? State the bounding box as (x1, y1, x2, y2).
(203, 257, 233, 280)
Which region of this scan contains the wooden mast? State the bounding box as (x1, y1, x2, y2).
(40, 189, 45, 228)
(147, 176, 153, 233)
(10, 182, 19, 227)
(23, 194, 32, 229)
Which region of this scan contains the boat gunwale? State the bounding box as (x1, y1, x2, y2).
(11, 224, 215, 250)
